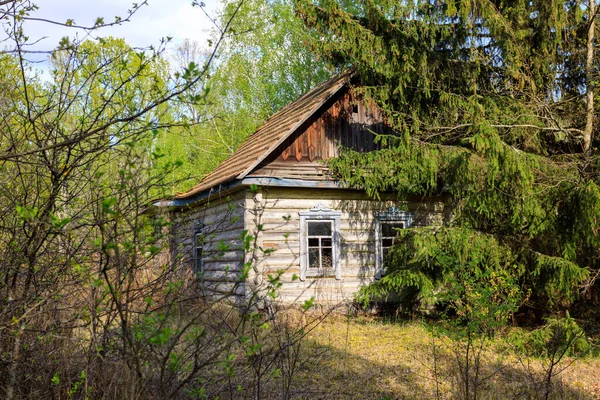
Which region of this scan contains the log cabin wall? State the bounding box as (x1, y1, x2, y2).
(249, 89, 395, 181)
(169, 190, 247, 300)
(244, 187, 444, 304)
(168, 185, 444, 305)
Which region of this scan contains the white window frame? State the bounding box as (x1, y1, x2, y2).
(193, 222, 205, 276)
(299, 204, 341, 281)
(374, 207, 413, 279)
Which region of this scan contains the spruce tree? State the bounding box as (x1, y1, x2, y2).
(295, 0, 599, 317)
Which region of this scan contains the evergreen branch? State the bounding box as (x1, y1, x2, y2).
(423, 123, 583, 136)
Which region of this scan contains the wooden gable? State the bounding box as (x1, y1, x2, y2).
(248, 87, 395, 181)
(175, 71, 352, 199)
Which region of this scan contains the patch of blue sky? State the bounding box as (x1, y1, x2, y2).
(4, 0, 219, 77)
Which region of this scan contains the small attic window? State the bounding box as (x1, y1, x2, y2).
(352, 104, 359, 114)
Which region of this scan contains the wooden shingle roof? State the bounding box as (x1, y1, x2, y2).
(175, 69, 352, 200)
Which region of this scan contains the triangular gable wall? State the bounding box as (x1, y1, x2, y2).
(247, 88, 396, 181)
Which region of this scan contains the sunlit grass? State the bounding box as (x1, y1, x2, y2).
(282, 314, 600, 399)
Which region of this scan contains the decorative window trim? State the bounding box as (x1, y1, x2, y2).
(193, 222, 205, 276)
(374, 206, 413, 279)
(299, 204, 341, 281)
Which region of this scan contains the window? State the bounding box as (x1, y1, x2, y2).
(193, 223, 205, 275)
(308, 221, 334, 271)
(374, 207, 413, 279)
(299, 204, 341, 280)
(380, 220, 406, 261)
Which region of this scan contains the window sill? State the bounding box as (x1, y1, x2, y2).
(303, 270, 340, 280)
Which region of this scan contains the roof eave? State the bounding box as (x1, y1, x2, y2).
(154, 179, 244, 209)
(155, 177, 351, 209)
(169, 67, 356, 202)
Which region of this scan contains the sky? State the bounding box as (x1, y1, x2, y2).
(13, 0, 220, 60)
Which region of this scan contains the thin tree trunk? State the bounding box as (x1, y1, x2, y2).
(584, 0, 596, 154)
(6, 326, 23, 400)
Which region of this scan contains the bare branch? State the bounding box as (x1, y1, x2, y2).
(0, 0, 247, 162)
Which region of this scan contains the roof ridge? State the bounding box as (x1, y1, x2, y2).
(241, 68, 353, 141)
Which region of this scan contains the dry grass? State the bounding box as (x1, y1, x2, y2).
(283, 315, 600, 399)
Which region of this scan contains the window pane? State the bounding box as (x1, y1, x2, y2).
(382, 222, 404, 237)
(322, 247, 333, 268)
(382, 238, 394, 248)
(309, 248, 320, 268)
(304, 216, 338, 276)
(308, 221, 332, 236)
(383, 247, 390, 260)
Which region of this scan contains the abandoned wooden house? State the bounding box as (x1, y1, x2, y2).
(161, 70, 446, 304)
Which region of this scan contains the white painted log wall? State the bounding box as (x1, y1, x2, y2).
(243, 187, 444, 305)
(168, 186, 444, 305)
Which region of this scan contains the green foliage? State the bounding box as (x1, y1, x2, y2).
(358, 228, 522, 313)
(0, 2, 335, 398)
(509, 313, 591, 358)
(337, 126, 589, 315)
(300, 0, 599, 317)
(51, 372, 60, 386)
(358, 226, 588, 317)
(15, 205, 39, 221)
(154, 0, 332, 194)
(297, 0, 592, 138)
(67, 370, 87, 399)
(531, 252, 590, 307)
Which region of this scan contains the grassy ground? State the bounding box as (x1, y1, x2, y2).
(285, 315, 600, 399)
